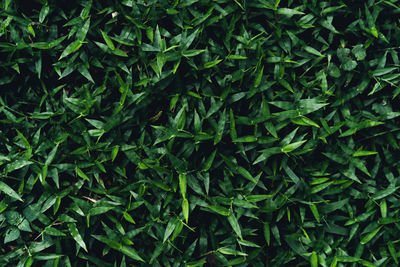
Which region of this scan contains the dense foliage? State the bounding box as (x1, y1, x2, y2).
(1, 0, 400, 266)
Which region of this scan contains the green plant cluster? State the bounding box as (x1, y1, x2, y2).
(1, 0, 400, 266)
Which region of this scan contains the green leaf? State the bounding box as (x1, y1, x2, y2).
(237, 239, 260, 248)
(234, 136, 257, 142)
(380, 200, 387, 218)
(93, 235, 122, 250)
(182, 198, 189, 223)
(229, 109, 237, 140)
(100, 30, 115, 50)
(75, 167, 90, 181)
(163, 218, 178, 243)
(31, 36, 67, 49)
(281, 140, 306, 153)
(226, 54, 247, 60)
(311, 252, 318, 267)
(112, 48, 128, 57)
(207, 204, 230, 216)
(352, 44, 366, 61)
(360, 226, 382, 244)
(372, 67, 397, 76)
(59, 40, 83, 60)
(370, 27, 379, 38)
(27, 24, 35, 37)
(378, 217, 400, 224)
(388, 241, 399, 264)
(372, 185, 399, 200)
(182, 49, 206, 57)
(322, 4, 346, 14)
(16, 129, 30, 149)
(263, 222, 270, 246)
(246, 194, 273, 202)
(4, 227, 20, 243)
(337, 256, 360, 262)
(254, 65, 264, 88)
(218, 247, 247, 256)
(309, 204, 320, 223)
(352, 150, 377, 157)
(78, 65, 94, 83)
(283, 165, 300, 184)
(214, 108, 226, 145)
(0, 181, 23, 202)
(179, 173, 187, 199)
(76, 18, 90, 41)
(304, 46, 324, 57)
(342, 58, 357, 71)
(39, 5, 50, 23)
(202, 149, 216, 172)
(279, 79, 293, 93)
(93, 235, 144, 262)
(45, 144, 59, 165)
(298, 99, 328, 115)
(277, 8, 304, 16)
(4, 0, 11, 10)
(120, 245, 145, 262)
(322, 152, 347, 164)
(311, 181, 333, 194)
(111, 145, 119, 162)
(204, 59, 223, 68)
(46, 227, 66, 237)
(337, 47, 350, 61)
(237, 166, 257, 183)
(89, 206, 114, 216)
(123, 212, 136, 224)
(292, 116, 320, 128)
(68, 223, 88, 252)
(227, 213, 242, 240)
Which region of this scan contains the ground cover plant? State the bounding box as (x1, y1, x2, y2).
(1, 0, 400, 266)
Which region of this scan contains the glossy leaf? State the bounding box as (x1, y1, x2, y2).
(68, 223, 87, 252)
(0, 181, 23, 202)
(59, 40, 83, 60)
(227, 213, 242, 240)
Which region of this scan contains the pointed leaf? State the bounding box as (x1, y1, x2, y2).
(182, 198, 189, 223)
(75, 167, 90, 181)
(100, 30, 115, 50)
(264, 222, 270, 246)
(237, 166, 257, 183)
(277, 8, 304, 16)
(179, 173, 187, 199)
(360, 226, 382, 244)
(0, 181, 23, 202)
(163, 218, 177, 243)
(228, 213, 242, 240)
(202, 150, 216, 172)
(68, 223, 87, 252)
(281, 140, 306, 153)
(59, 40, 83, 60)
